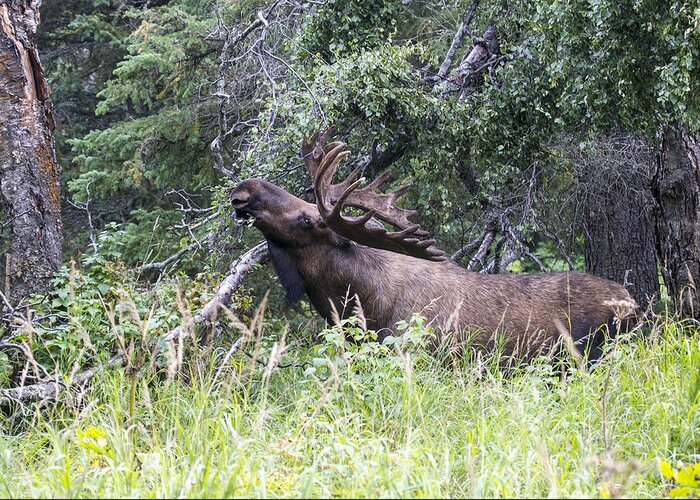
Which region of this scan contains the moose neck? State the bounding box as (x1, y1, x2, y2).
(266, 238, 307, 303)
(268, 236, 395, 327)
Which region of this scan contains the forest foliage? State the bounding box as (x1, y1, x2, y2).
(36, 0, 699, 270)
(9, 0, 698, 423)
(0, 0, 699, 496)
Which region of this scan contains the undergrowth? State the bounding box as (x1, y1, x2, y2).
(1, 294, 699, 497)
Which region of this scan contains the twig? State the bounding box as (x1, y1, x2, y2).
(540, 225, 575, 270)
(0, 209, 31, 228)
(525, 251, 547, 272)
(67, 180, 98, 253)
(262, 47, 326, 123)
(135, 234, 214, 274)
(0, 341, 51, 380)
(0, 288, 14, 315)
(452, 234, 486, 263)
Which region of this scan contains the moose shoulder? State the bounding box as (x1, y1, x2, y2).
(230, 134, 638, 362)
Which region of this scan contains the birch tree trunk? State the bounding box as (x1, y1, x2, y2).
(0, 0, 62, 307)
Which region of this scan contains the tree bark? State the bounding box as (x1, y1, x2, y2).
(653, 125, 700, 318)
(575, 133, 659, 310)
(0, 0, 62, 307)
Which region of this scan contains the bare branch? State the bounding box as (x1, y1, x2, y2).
(262, 47, 326, 123)
(135, 234, 214, 274)
(0, 288, 13, 316)
(161, 241, 270, 342)
(67, 180, 98, 253)
(451, 233, 486, 262)
(208, 0, 317, 178)
(0, 355, 122, 406)
(467, 231, 494, 271)
(435, 0, 480, 81)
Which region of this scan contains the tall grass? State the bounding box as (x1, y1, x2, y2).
(1, 314, 698, 498)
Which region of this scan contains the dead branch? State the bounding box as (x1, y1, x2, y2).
(66, 180, 98, 253)
(457, 25, 498, 75)
(0, 288, 13, 317)
(209, 0, 311, 178)
(467, 231, 494, 271)
(540, 225, 575, 270)
(0, 355, 122, 407)
(434, 0, 480, 82)
(161, 240, 270, 342)
(135, 234, 214, 274)
(452, 233, 487, 263)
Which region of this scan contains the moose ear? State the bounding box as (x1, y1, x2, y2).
(309, 213, 352, 247)
(266, 238, 306, 303)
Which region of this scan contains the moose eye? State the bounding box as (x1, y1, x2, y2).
(299, 214, 313, 229)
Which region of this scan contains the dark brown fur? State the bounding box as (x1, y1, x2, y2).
(231, 178, 638, 362)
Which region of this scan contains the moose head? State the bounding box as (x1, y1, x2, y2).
(231, 132, 445, 260)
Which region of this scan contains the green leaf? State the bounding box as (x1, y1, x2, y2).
(669, 486, 696, 498)
(677, 464, 700, 487)
(660, 460, 677, 479)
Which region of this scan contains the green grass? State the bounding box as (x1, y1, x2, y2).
(1, 316, 699, 498)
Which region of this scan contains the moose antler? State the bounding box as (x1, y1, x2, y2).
(301, 133, 446, 261)
(301, 129, 335, 179)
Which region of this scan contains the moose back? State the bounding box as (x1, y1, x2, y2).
(230, 134, 637, 362)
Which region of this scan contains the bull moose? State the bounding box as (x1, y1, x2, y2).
(230, 132, 638, 362)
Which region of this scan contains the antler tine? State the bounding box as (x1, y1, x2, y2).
(315, 142, 350, 185)
(301, 132, 321, 177)
(328, 178, 368, 220)
(344, 172, 425, 231)
(327, 155, 363, 195)
(385, 224, 422, 239)
(388, 183, 412, 198)
(343, 208, 376, 227)
(314, 143, 352, 215)
(362, 170, 392, 191)
(305, 133, 447, 261)
(301, 129, 338, 178)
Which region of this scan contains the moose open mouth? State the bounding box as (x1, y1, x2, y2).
(234, 208, 253, 221)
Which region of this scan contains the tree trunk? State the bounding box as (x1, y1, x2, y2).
(653, 126, 700, 318)
(0, 0, 62, 307)
(575, 133, 659, 310)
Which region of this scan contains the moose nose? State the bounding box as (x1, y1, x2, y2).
(230, 192, 250, 209)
